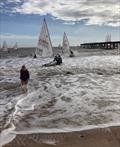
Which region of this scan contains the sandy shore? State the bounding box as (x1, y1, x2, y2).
(3, 126, 120, 147)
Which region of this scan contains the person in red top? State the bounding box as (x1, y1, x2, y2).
(20, 65, 30, 92)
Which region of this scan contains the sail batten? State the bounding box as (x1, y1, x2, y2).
(36, 18, 53, 57)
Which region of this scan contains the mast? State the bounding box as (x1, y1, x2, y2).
(105, 33, 111, 42)
(44, 18, 53, 52)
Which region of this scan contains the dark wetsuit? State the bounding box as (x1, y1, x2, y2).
(54, 55, 62, 65)
(43, 55, 62, 67)
(20, 69, 30, 84)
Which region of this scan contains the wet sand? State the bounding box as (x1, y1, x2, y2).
(3, 126, 120, 147)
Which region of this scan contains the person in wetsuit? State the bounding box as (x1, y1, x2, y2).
(20, 65, 30, 92)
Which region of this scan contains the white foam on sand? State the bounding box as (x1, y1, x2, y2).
(41, 139, 57, 145)
(0, 123, 16, 147)
(4, 123, 120, 134)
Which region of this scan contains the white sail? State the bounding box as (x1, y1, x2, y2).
(36, 18, 53, 57)
(13, 42, 18, 50)
(2, 40, 8, 51)
(62, 32, 70, 55)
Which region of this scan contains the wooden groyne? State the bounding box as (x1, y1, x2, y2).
(81, 41, 120, 49)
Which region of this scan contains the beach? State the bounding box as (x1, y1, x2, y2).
(3, 126, 120, 147)
(0, 48, 120, 147)
(1, 0, 120, 146)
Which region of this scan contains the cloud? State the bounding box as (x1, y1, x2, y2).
(1, 0, 120, 27)
(63, 22, 76, 25)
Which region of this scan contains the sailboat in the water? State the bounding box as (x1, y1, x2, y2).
(35, 18, 53, 57)
(62, 32, 70, 54)
(2, 40, 8, 51)
(13, 42, 18, 50)
(62, 32, 74, 57)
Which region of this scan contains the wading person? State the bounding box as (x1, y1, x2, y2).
(20, 65, 30, 92)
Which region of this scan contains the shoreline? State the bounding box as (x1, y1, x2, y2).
(2, 125, 120, 147)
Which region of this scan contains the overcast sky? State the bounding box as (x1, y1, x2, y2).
(0, 0, 120, 47)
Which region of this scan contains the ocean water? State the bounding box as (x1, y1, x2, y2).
(0, 50, 120, 146)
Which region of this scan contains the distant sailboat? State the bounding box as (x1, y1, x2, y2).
(62, 32, 70, 54)
(62, 32, 74, 57)
(13, 42, 18, 50)
(2, 40, 8, 51)
(35, 18, 53, 57)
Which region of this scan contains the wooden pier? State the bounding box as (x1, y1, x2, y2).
(81, 41, 120, 49)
